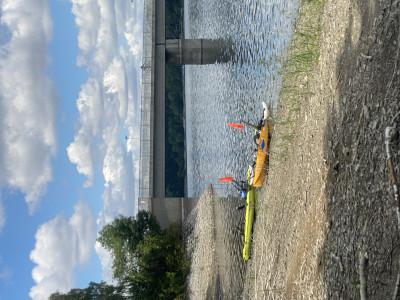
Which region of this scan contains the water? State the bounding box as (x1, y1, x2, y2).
(184, 0, 300, 198)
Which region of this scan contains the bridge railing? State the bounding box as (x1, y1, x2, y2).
(138, 0, 155, 210)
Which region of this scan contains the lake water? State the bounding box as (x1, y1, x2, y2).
(184, 0, 300, 197)
(183, 1, 300, 297)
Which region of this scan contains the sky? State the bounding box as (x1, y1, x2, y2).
(0, 0, 143, 299)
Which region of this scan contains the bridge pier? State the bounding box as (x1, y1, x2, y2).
(139, 0, 230, 227)
(139, 197, 199, 228)
(165, 39, 232, 65)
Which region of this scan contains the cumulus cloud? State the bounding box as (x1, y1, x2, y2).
(67, 78, 103, 187)
(0, 0, 58, 216)
(103, 56, 128, 119)
(68, 0, 142, 189)
(95, 145, 136, 282)
(71, 0, 100, 60)
(100, 126, 135, 226)
(67, 0, 142, 280)
(124, 18, 143, 57)
(29, 201, 96, 300)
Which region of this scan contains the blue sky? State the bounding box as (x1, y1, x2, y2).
(0, 0, 142, 299)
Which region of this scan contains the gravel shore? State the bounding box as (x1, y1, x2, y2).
(183, 186, 247, 299)
(242, 0, 400, 298)
(183, 186, 217, 299)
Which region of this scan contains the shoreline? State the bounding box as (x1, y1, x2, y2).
(183, 0, 400, 298)
(183, 186, 246, 299)
(182, 186, 216, 299)
(243, 0, 400, 298)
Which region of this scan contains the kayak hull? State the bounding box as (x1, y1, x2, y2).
(243, 167, 259, 260)
(253, 119, 269, 187)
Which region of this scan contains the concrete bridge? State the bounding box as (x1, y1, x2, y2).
(138, 0, 230, 227)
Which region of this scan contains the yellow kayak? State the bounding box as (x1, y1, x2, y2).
(253, 118, 270, 187)
(243, 167, 259, 260)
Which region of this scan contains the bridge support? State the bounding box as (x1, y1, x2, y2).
(139, 0, 231, 227)
(139, 197, 199, 228)
(165, 39, 232, 65)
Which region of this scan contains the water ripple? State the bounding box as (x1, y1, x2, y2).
(185, 0, 299, 197)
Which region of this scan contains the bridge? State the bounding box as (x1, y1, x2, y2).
(137, 0, 231, 227)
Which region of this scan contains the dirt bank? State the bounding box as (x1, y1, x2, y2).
(243, 0, 400, 299)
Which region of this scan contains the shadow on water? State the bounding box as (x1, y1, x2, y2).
(321, 0, 400, 298)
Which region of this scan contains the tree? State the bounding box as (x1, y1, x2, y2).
(97, 211, 161, 280)
(134, 224, 189, 299)
(52, 216, 189, 300)
(49, 281, 125, 300)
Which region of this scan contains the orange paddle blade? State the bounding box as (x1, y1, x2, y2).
(219, 176, 234, 183)
(227, 123, 244, 130)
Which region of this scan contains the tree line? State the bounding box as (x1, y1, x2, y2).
(165, 0, 185, 197)
(50, 211, 190, 299)
(165, 64, 185, 197)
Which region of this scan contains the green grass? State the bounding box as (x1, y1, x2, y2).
(273, 0, 325, 159)
(262, 288, 283, 293)
(284, 197, 293, 206)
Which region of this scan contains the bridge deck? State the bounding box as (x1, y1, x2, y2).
(138, 0, 201, 225)
(139, 0, 166, 207)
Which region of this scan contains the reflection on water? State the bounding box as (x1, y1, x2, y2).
(185, 0, 299, 198)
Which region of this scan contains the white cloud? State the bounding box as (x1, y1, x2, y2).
(103, 56, 128, 119)
(68, 0, 143, 281)
(29, 201, 96, 300)
(66, 78, 103, 187)
(93, 98, 138, 280)
(124, 18, 143, 57)
(100, 127, 136, 226)
(94, 241, 114, 283)
(68, 0, 142, 188)
(0, 0, 58, 216)
(0, 267, 12, 281)
(66, 130, 96, 187)
(71, 0, 100, 60)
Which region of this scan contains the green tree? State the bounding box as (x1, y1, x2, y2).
(97, 211, 161, 280)
(49, 281, 125, 300)
(134, 223, 189, 299)
(158, 224, 189, 299)
(57, 213, 189, 299)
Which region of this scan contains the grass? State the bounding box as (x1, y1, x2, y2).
(262, 288, 283, 293)
(242, 0, 326, 297)
(273, 0, 325, 159)
(243, 0, 325, 299)
(284, 197, 292, 206)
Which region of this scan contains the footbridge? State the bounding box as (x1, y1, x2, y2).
(138, 0, 231, 227)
